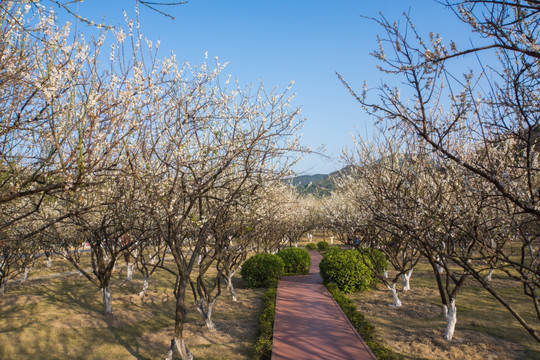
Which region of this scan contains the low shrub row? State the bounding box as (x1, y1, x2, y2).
(253, 287, 277, 360)
(241, 248, 311, 288)
(325, 282, 404, 360)
(245, 248, 310, 358)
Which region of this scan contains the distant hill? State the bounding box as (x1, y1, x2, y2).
(288, 166, 352, 197)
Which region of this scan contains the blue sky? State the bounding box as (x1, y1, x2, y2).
(69, 0, 474, 175)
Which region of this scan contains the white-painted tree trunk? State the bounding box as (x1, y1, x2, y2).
(101, 285, 113, 314)
(308, 233, 313, 242)
(20, 267, 30, 282)
(330, 236, 334, 245)
(165, 337, 193, 360)
(485, 268, 494, 282)
(225, 272, 237, 301)
(196, 299, 216, 330)
(387, 283, 402, 307)
(383, 270, 389, 278)
(401, 269, 413, 292)
(443, 298, 457, 341)
(294, 241, 298, 248)
(151, 248, 158, 264)
(140, 275, 149, 297)
(436, 256, 444, 274)
(126, 263, 135, 281)
(46, 256, 52, 268)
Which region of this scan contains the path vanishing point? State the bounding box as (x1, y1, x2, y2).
(271, 250, 377, 360)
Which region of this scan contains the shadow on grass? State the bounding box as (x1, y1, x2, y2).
(32, 277, 102, 314)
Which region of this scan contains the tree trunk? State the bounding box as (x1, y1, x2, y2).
(140, 275, 150, 297)
(225, 273, 237, 301)
(401, 269, 413, 291)
(436, 256, 444, 274)
(168, 278, 192, 360)
(443, 297, 457, 341)
(101, 285, 113, 314)
(127, 263, 135, 281)
(387, 282, 402, 307)
(196, 299, 216, 330)
(165, 337, 193, 360)
(20, 266, 30, 282)
(485, 268, 494, 282)
(46, 256, 52, 268)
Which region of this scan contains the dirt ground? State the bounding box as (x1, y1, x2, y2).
(138, 291, 263, 360)
(353, 285, 529, 360)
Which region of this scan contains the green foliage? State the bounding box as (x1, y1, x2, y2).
(277, 247, 311, 275)
(305, 243, 317, 250)
(319, 249, 373, 293)
(316, 241, 329, 251)
(325, 283, 404, 360)
(289, 166, 353, 197)
(253, 287, 277, 360)
(325, 246, 341, 254)
(357, 247, 388, 274)
(241, 253, 284, 288)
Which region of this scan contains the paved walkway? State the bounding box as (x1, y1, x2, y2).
(271, 250, 377, 360)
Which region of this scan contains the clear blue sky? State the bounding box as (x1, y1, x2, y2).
(69, 0, 474, 175)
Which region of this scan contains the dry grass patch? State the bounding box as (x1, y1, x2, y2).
(0, 261, 265, 360)
(349, 261, 540, 360)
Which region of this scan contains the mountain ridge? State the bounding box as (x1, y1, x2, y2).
(289, 166, 351, 196)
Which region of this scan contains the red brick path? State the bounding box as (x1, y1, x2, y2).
(271, 250, 377, 360)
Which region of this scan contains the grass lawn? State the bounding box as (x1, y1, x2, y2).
(0, 255, 264, 360)
(347, 259, 540, 360)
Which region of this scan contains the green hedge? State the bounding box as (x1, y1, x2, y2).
(319, 249, 373, 293)
(241, 253, 285, 288)
(277, 247, 311, 275)
(305, 243, 317, 250)
(253, 287, 277, 360)
(316, 241, 329, 251)
(357, 247, 388, 278)
(325, 283, 404, 360)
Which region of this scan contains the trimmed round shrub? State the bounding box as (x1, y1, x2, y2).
(277, 247, 311, 275)
(305, 243, 317, 250)
(316, 241, 329, 251)
(319, 249, 373, 293)
(325, 246, 341, 254)
(241, 253, 285, 288)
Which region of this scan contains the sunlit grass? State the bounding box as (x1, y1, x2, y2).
(348, 258, 540, 360)
(0, 253, 264, 360)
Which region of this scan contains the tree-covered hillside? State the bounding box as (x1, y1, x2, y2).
(289, 166, 351, 197)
